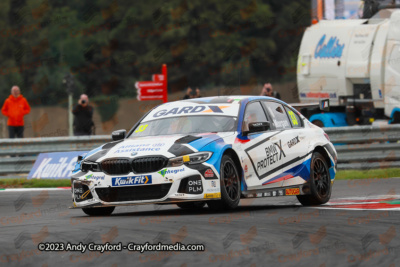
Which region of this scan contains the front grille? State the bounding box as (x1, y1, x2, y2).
(101, 159, 131, 175)
(132, 157, 167, 173)
(95, 184, 172, 202)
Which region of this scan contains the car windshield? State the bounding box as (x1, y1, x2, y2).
(129, 115, 237, 138)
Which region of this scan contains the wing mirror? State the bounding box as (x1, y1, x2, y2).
(111, 129, 126, 141)
(244, 121, 270, 135)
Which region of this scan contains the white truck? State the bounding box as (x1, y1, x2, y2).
(297, 8, 400, 127)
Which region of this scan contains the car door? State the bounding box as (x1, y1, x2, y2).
(240, 101, 289, 190)
(262, 101, 311, 187)
(280, 104, 313, 186)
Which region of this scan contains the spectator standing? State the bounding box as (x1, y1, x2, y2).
(1, 86, 31, 138)
(195, 88, 202, 98)
(183, 87, 193, 99)
(72, 94, 94, 136)
(260, 83, 281, 99)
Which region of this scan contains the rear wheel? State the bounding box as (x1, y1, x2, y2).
(297, 152, 331, 206)
(82, 206, 115, 216)
(207, 155, 241, 210)
(176, 202, 206, 209)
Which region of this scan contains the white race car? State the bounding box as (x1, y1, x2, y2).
(71, 96, 337, 216)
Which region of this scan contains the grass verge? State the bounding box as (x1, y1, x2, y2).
(335, 168, 400, 180)
(0, 168, 399, 188)
(0, 178, 70, 188)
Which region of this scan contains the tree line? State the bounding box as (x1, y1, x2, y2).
(0, 0, 310, 106)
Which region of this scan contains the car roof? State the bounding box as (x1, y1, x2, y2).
(177, 95, 283, 104)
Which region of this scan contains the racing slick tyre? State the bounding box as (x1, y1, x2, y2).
(207, 155, 241, 211)
(176, 202, 206, 209)
(82, 206, 115, 216)
(297, 152, 331, 206)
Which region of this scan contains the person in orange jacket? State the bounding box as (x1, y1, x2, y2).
(1, 86, 31, 138)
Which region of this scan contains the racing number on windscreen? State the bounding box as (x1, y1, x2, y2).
(287, 110, 298, 126)
(284, 106, 302, 128)
(135, 124, 148, 133)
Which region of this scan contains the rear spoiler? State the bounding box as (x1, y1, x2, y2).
(289, 99, 330, 112)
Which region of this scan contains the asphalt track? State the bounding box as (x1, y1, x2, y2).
(1, 178, 400, 266)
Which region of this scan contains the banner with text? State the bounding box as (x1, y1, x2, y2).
(28, 151, 88, 179)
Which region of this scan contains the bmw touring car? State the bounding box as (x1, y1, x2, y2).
(71, 96, 337, 216)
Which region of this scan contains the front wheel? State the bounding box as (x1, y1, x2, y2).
(207, 155, 241, 210)
(297, 152, 331, 206)
(82, 206, 115, 216)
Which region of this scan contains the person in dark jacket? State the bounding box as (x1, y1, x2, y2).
(72, 94, 94, 136)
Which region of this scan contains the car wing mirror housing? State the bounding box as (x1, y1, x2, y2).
(244, 121, 270, 135)
(112, 129, 126, 141)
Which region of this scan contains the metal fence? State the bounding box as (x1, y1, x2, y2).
(324, 124, 400, 170)
(1, 124, 400, 175)
(0, 135, 110, 175)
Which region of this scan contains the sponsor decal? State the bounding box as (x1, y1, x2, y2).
(158, 167, 184, 178)
(74, 188, 83, 194)
(287, 136, 300, 148)
(153, 105, 230, 118)
(278, 190, 284, 196)
(188, 178, 203, 194)
(175, 193, 184, 197)
(114, 143, 165, 154)
(204, 193, 221, 199)
(257, 140, 286, 171)
(272, 191, 277, 196)
(182, 176, 203, 194)
(244, 165, 248, 173)
(204, 169, 214, 178)
(314, 34, 345, 59)
(275, 120, 290, 129)
(256, 193, 263, 197)
(206, 188, 219, 193)
(73, 183, 92, 202)
(211, 181, 217, 187)
(85, 174, 105, 180)
(285, 188, 300, 196)
(264, 192, 272, 197)
(300, 92, 337, 99)
(112, 176, 152, 186)
(245, 174, 252, 180)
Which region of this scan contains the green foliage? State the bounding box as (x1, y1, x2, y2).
(0, 0, 310, 106)
(91, 94, 119, 122)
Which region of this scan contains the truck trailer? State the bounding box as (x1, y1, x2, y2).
(297, 8, 400, 127)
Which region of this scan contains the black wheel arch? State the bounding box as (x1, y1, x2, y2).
(223, 148, 243, 184)
(313, 146, 332, 169)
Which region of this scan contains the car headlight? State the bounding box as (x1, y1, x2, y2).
(167, 152, 213, 167)
(80, 161, 101, 172)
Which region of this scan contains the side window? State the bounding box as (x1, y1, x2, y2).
(242, 102, 268, 132)
(284, 106, 302, 128)
(262, 101, 291, 130)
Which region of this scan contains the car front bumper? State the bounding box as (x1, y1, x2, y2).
(70, 165, 221, 209)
